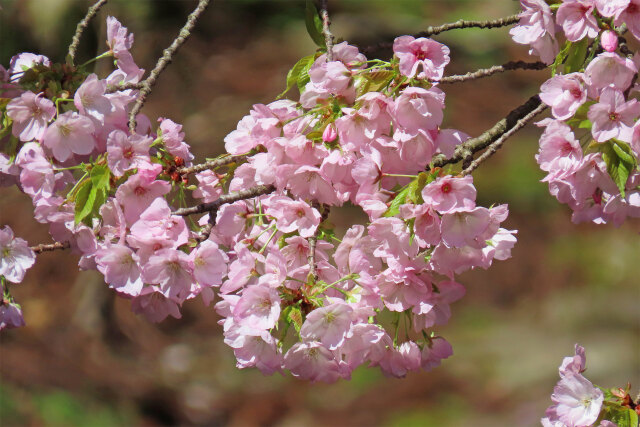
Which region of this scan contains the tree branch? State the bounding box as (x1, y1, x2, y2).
(461, 103, 547, 176)
(436, 61, 547, 84)
(67, 0, 109, 63)
(307, 205, 330, 282)
(173, 184, 275, 217)
(176, 153, 249, 175)
(320, 0, 335, 62)
(430, 94, 543, 170)
(30, 241, 71, 254)
(128, 0, 211, 133)
(362, 14, 520, 55)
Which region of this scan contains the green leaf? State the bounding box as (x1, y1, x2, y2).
(305, 0, 326, 48)
(383, 184, 412, 218)
(551, 40, 572, 76)
(287, 306, 303, 334)
(356, 70, 395, 97)
(277, 54, 315, 99)
(594, 141, 637, 197)
(90, 164, 111, 191)
(563, 37, 589, 74)
(599, 402, 639, 427)
(74, 181, 95, 224)
(578, 119, 592, 129)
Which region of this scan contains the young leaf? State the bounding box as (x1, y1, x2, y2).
(277, 54, 315, 99)
(305, 0, 326, 48)
(74, 182, 96, 224)
(287, 306, 303, 334)
(595, 140, 637, 197)
(563, 37, 589, 74)
(383, 184, 412, 217)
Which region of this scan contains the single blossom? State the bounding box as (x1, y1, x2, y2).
(556, 0, 599, 42)
(393, 36, 450, 80)
(0, 302, 26, 331)
(43, 111, 96, 162)
(0, 226, 36, 283)
(106, 130, 152, 176)
(6, 91, 55, 142)
(422, 175, 477, 214)
(539, 73, 587, 120)
(588, 87, 640, 143)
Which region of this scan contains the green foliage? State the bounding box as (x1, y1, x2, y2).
(593, 140, 637, 198)
(305, 0, 326, 48)
(355, 70, 395, 98)
(598, 402, 639, 427)
(74, 164, 111, 224)
(277, 54, 315, 99)
(563, 37, 589, 74)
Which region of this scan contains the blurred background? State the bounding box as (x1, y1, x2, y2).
(1, 0, 638, 426)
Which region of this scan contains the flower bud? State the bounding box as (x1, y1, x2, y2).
(600, 30, 618, 53)
(322, 123, 337, 143)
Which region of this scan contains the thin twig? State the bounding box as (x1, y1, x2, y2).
(106, 82, 143, 94)
(30, 241, 71, 254)
(173, 184, 275, 217)
(307, 204, 329, 282)
(320, 0, 334, 62)
(68, 0, 109, 63)
(430, 94, 543, 170)
(177, 153, 249, 175)
(436, 61, 547, 84)
(128, 0, 211, 133)
(461, 103, 547, 176)
(362, 14, 520, 55)
(68, 0, 107, 62)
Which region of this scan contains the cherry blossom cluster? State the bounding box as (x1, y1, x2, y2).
(0, 11, 520, 381)
(541, 344, 638, 427)
(511, 0, 640, 225)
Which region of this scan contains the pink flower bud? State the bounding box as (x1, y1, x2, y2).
(322, 123, 337, 142)
(600, 30, 618, 53)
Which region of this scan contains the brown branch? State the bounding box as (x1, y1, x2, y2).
(436, 61, 547, 84)
(176, 153, 249, 175)
(320, 0, 334, 62)
(362, 14, 520, 55)
(106, 82, 142, 94)
(307, 204, 330, 282)
(128, 0, 211, 133)
(430, 94, 543, 170)
(68, 0, 109, 63)
(461, 103, 547, 176)
(30, 241, 71, 254)
(173, 184, 275, 217)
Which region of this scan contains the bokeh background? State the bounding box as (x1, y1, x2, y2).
(1, 1, 639, 426)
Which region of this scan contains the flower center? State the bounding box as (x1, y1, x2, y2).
(441, 183, 452, 193)
(609, 112, 620, 122)
(134, 186, 147, 196)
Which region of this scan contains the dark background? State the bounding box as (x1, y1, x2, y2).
(1, 1, 638, 425)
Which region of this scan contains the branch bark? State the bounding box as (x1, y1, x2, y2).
(176, 153, 249, 175)
(128, 0, 211, 133)
(362, 14, 520, 55)
(67, 0, 109, 63)
(461, 103, 547, 176)
(30, 241, 71, 254)
(320, 0, 335, 61)
(430, 94, 543, 170)
(173, 184, 275, 217)
(436, 61, 547, 84)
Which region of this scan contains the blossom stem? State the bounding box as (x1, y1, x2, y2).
(79, 51, 112, 68)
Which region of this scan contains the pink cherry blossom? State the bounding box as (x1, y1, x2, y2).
(510, 0, 556, 45)
(393, 36, 450, 80)
(74, 74, 114, 123)
(233, 285, 281, 330)
(308, 61, 352, 94)
(158, 118, 193, 162)
(600, 30, 619, 52)
(421, 337, 453, 371)
(115, 164, 171, 225)
(6, 91, 55, 142)
(190, 240, 229, 287)
(284, 341, 342, 383)
(585, 53, 638, 94)
(95, 243, 143, 296)
(0, 226, 35, 283)
(131, 287, 182, 323)
(596, 0, 640, 41)
(128, 198, 189, 254)
(536, 121, 583, 172)
(300, 302, 354, 349)
(392, 87, 445, 133)
(539, 73, 587, 120)
(422, 175, 476, 214)
(43, 111, 96, 162)
(440, 207, 491, 248)
(8, 52, 50, 81)
(556, 0, 599, 42)
(588, 87, 640, 142)
(106, 130, 152, 176)
(548, 373, 603, 426)
(559, 344, 586, 377)
(264, 195, 321, 238)
(0, 302, 25, 331)
(106, 16, 134, 58)
(142, 248, 194, 302)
